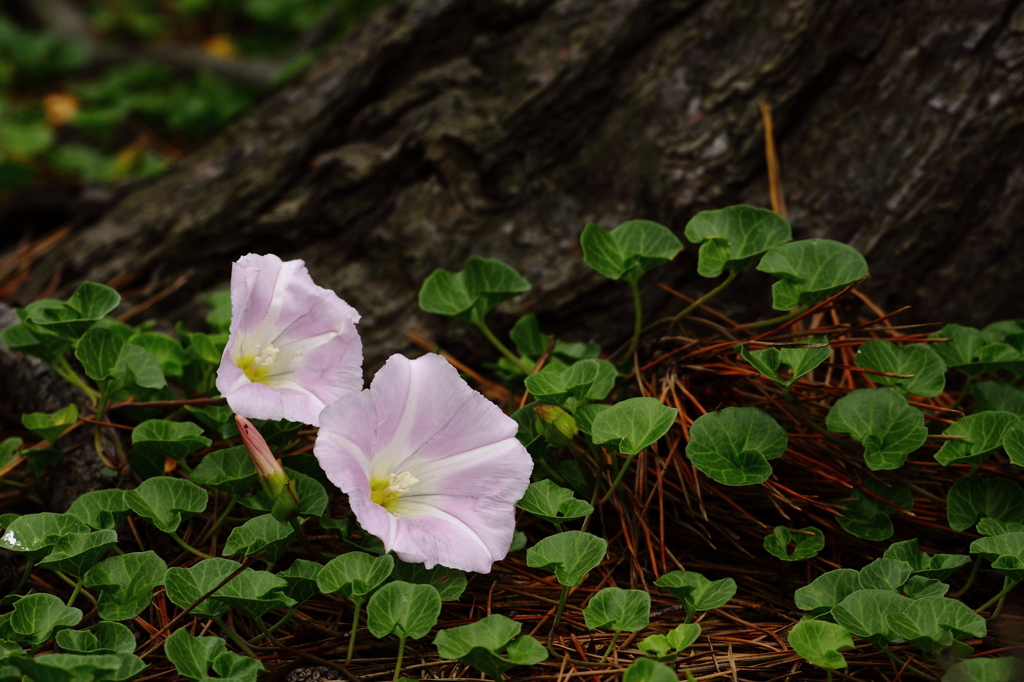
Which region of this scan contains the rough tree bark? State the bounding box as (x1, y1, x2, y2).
(8, 0, 1024, 369)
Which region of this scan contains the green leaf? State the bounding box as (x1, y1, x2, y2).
(56, 621, 135, 655)
(977, 518, 1024, 536)
(886, 597, 986, 654)
(974, 382, 1024, 416)
(929, 324, 1024, 377)
(902, 576, 951, 600)
(7, 653, 131, 682)
(127, 419, 212, 478)
(213, 569, 295, 618)
(222, 514, 295, 565)
(9, 593, 82, 645)
(825, 388, 927, 470)
(276, 559, 322, 605)
(418, 257, 531, 322)
(637, 623, 701, 662)
(68, 283, 121, 320)
(127, 332, 186, 377)
(164, 558, 241, 619)
(112, 343, 166, 390)
(935, 412, 1019, 466)
(943, 657, 1024, 682)
(831, 589, 912, 646)
(685, 407, 787, 486)
(622, 657, 680, 682)
(794, 569, 861, 615)
(509, 314, 549, 359)
(580, 220, 683, 283)
(756, 239, 868, 310)
(0, 438, 22, 472)
(189, 446, 258, 494)
(516, 480, 593, 526)
(25, 447, 64, 482)
(82, 551, 167, 621)
(317, 552, 395, 605)
(736, 338, 830, 388)
(236, 468, 327, 518)
(582, 587, 650, 632)
(0, 512, 88, 559)
(37, 530, 119, 577)
(590, 397, 677, 455)
(683, 205, 792, 278)
(788, 619, 854, 669)
(653, 570, 736, 613)
(66, 490, 131, 531)
(21, 404, 78, 445)
(854, 341, 947, 397)
(1003, 422, 1024, 466)
(836, 481, 913, 541)
(883, 539, 971, 581)
(969, 533, 1024, 581)
(165, 628, 264, 682)
(525, 531, 607, 587)
(763, 526, 824, 561)
(203, 289, 232, 333)
(75, 327, 125, 382)
(124, 477, 208, 532)
(857, 558, 913, 591)
(0, 320, 67, 364)
(947, 477, 1024, 532)
(524, 359, 618, 409)
(366, 581, 441, 640)
(434, 614, 547, 679)
(390, 560, 467, 602)
(24, 282, 120, 340)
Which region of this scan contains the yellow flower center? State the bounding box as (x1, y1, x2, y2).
(237, 344, 280, 383)
(369, 471, 419, 512)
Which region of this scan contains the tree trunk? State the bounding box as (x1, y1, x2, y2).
(9, 0, 1024, 369)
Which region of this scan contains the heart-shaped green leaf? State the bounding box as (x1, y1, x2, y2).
(685, 407, 787, 486)
(0, 438, 21, 472)
(831, 589, 911, 647)
(637, 623, 701, 662)
(21, 404, 78, 446)
(165, 558, 241, 618)
(935, 411, 1019, 466)
(9, 593, 82, 645)
(75, 327, 125, 382)
(82, 551, 167, 621)
(509, 314, 549, 359)
(580, 220, 683, 283)
(622, 657, 679, 682)
(389, 560, 467, 602)
(418, 257, 531, 322)
(55, 621, 135, 655)
(855, 340, 947, 397)
(7, 652, 134, 682)
(788, 619, 854, 670)
(763, 526, 824, 561)
(857, 558, 913, 591)
(526, 531, 607, 587)
(591, 398, 676, 455)
(582, 587, 650, 632)
(0, 320, 67, 364)
(970, 533, 1024, 581)
(112, 343, 166, 390)
(524, 359, 617, 409)
(756, 239, 868, 311)
(124, 477, 208, 533)
(974, 382, 1024, 416)
(66, 490, 131, 531)
(236, 468, 327, 518)
(189, 446, 258, 495)
(998, 421, 1024, 467)
(0, 513, 88, 559)
(127, 420, 211, 478)
(516, 480, 593, 527)
(737, 338, 830, 388)
(836, 481, 913, 541)
(24, 282, 120, 340)
(276, 559, 322, 605)
(943, 656, 1024, 682)
(222, 514, 295, 565)
(317, 552, 395, 606)
(902, 576, 950, 600)
(164, 628, 264, 682)
(930, 324, 1024, 377)
(653, 570, 736, 613)
(37, 530, 119, 577)
(434, 614, 548, 679)
(826, 388, 927, 470)
(883, 539, 971, 581)
(947, 477, 1024, 532)
(886, 597, 986, 654)
(977, 518, 1024, 536)
(794, 569, 862, 616)
(213, 569, 295, 618)
(366, 581, 441, 640)
(127, 332, 186, 377)
(683, 205, 791, 278)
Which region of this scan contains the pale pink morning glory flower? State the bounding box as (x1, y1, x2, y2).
(216, 253, 362, 426)
(314, 353, 533, 574)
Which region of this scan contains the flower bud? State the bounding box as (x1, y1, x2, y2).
(533, 404, 578, 446)
(235, 415, 300, 522)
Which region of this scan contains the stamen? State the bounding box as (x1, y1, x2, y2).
(370, 470, 419, 512)
(238, 344, 280, 383)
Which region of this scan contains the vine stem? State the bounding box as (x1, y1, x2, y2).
(671, 270, 739, 325)
(975, 577, 1018, 615)
(346, 601, 362, 665)
(950, 557, 981, 597)
(733, 304, 809, 331)
(551, 584, 570, 634)
(392, 635, 407, 682)
(12, 557, 34, 594)
(91, 394, 119, 470)
(215, 615, 257, 658)
(617, 278, 644, 364)
(169, 531, 214, 559)
(473, 320, 533, 374)
(199, 496, 238, 544)
(597, 630, 621, 665)
(289, 517, 328, 563)
(880, 646, 930, 679)
(54, 355, 100, 401)
(599, 452, 639, 504)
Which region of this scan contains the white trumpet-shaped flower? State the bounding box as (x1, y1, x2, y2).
(216, 253, 362, 426)
(314, 353, 533, 574)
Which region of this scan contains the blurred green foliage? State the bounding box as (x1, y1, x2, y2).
(0, 0, 391, 194)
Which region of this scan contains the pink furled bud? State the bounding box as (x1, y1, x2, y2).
(235, 414, 300, 522)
